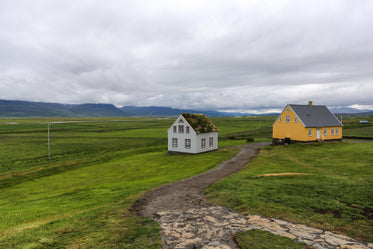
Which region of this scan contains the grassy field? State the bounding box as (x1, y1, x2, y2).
(206, 142, 373, 242)
(2, 114, 371, 248)
(342, 115, 373, 139)
(0, 116, 273, 248)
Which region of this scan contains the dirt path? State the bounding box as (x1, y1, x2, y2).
(132, 142, 372, 249)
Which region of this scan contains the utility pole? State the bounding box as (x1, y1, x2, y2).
(47, 122, 51, 159)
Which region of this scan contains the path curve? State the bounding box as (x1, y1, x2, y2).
(132, 142, 372, 249)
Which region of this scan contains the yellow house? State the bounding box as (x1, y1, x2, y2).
(273, 102, 343, 144)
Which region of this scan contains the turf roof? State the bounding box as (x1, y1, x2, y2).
(181, 113, 219, 134)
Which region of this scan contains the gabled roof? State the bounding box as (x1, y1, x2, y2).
(181, 113, 219, 134)
(289, 104, 343, 128)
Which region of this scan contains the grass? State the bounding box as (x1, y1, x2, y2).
(235, 229, 306, 249)
(4, 115, 370, 247)
(341, 115, 373, 139)
(1, 116, 272, 248)
(205, 142, 373, 242)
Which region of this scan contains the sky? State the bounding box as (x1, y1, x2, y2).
(1, 0, 373, 113)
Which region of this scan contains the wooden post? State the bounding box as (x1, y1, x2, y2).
(48, 123, 50, 159)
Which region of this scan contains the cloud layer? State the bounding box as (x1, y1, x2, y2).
(1, 0, 372, 111)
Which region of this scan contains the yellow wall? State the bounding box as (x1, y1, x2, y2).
(272, 105, 342, 141)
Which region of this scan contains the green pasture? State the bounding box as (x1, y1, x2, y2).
(0, 116, 272, 248)
(206, 142, 373, 242)
(1, 115, 371, 248)
(341, 115, 373, 138)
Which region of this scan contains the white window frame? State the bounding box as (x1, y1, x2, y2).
(286, 115, 290, 123)
(185, 139, 191, 149)
(336, 128, 339, 135)
(331, 128, 335, 135)
(279, 117, 282, 122)
(324, 128, 327, 136)
(209, 137, 214, 147)
(294, 117, 297, 123)
(173, 126, 177, 133)
(308, 129, 312, 137)
(201, 138, 206, 148)
(186, 126, 190, 134)
(178, 125, 184, 134)
(172, 138, 178, 148)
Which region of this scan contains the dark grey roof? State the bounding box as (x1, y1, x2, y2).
(289, 105, 343, 127)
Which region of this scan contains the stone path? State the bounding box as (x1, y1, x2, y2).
(133, 142, 372, 249)
(156, 206, 372, 249)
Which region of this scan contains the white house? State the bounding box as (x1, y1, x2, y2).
(167, 113, 219, 154)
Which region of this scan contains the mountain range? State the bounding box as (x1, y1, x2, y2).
(0, 100, 232, 117)
(0, 100, 372, 117)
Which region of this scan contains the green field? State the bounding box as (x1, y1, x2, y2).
(0, 116, 273, 248)
(342, 115, 373, 139)
(206, 142, 373, 242)
(1, 115, 372, 248)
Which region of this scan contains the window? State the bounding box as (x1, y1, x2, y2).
(279, 117, 282, 122)
(324, 129, 327, 136)
(209, 137, 214, 147)
(308, 129, 312, 137)
(173, 126, 177, 133)
(294, 117, 297, 123)
(287, 109, 289, 112)
(331, 128, 335, 135)
(286, 115, 290, 123)
(178, 119, 184, 123)
(336, 128, 339, 135)
(186, 126, 190, 134)
(178, 125, 184, 133)
(201, 138, 206, 148)
(185, 139, 191, 149)
(172, 138, 178, 148)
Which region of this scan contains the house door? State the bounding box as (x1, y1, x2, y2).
(317, 128, 321, 139)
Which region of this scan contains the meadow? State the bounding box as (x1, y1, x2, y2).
(0, 116, 274, 248)
(206, 142, 373, 243)
(1, 115, 372, 248)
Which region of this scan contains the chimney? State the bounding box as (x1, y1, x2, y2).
(309, 101, 313, 107)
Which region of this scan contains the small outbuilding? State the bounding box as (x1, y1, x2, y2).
(273, 101, 343, 144)
(167, 113, 219, 154)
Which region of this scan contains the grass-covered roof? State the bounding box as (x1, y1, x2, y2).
(182, 113, 219, 134)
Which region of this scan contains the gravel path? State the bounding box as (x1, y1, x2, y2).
(132, 142, 372, 249)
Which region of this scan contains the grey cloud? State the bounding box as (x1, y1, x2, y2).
(0, 0, 372, 111)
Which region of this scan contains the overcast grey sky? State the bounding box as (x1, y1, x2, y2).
(0, 0, 372, 113)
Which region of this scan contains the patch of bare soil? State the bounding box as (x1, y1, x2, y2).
(254, 173, 309, 177)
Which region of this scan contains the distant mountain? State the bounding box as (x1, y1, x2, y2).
(0, 100, 77, 117)
(330, 106, 372, 114)
(66, 103, 125, 117)
(2, 99, 370, 117)
(120, 106, 231, 117)
(0, 100, 126, 117)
